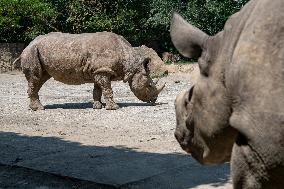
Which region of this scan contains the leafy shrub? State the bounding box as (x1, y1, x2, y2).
(0, 0, 56, 42)
(0, 0, 249, 52)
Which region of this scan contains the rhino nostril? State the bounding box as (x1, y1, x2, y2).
(175, 130, 190, 148)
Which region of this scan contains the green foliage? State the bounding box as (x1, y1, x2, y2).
(0, 0, 250, 51)
(183, 0, 249, 35)
(81, 0, 151, 45)
(0, 0, 57, 42)
(142, 0, 249, 52)
(144, 0, 181, 52)
(42, 0, 151, 45)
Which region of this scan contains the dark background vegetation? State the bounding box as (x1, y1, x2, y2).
(0, 0, 249, 53)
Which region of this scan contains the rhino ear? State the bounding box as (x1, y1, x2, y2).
(142, 57, 151, 74)
(170, 13, 208, 58)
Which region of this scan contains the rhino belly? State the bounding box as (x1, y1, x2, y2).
(47, 67, 91, 85)
(42, 58, 93, 85)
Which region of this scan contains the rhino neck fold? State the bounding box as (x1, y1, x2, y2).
(122, 47, 144, 80)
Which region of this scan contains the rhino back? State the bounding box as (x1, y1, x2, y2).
(29, 32, 132, 84)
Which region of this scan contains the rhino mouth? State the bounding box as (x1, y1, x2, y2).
(178, 140, 193, 154)
(174, 129, 192, 153)
(147, 97, 157, 104)
(176, 118, 235, 165)
(178, 137, 204, 163)
(175, 118, 205, 164)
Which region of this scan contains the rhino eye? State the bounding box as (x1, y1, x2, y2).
(188, 86, 194, 102)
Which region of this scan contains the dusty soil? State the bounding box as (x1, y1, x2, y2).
(0, 64, 231, 188)
(0, 64, 198, 154)
(0, 68, 195, 153)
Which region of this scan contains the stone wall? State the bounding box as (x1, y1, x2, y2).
(0, 43, 26, 73)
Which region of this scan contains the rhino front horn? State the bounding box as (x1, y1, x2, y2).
(156, 82, 166, 94)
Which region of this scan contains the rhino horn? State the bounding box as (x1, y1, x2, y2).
(155, 82, 166, 95)
(153, 78, 159, 85)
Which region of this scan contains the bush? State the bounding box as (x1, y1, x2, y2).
(183, 0, 249, 35)
(0, 0, 250, 52)
(0, 0, 57, 42)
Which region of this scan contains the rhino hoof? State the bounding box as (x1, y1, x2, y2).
(105, 103, 119, 110)
(29, 101, 44, 111)
(93, 101, 103, 109)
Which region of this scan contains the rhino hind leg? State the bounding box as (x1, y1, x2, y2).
(25, 71, 51, 111)
(93, 84, 103, 109)
(23, 53, 51, 111)
(94, 73, 119, 110)
(21, 45, 51, 111)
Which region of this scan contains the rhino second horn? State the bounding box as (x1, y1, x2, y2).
(153, 78, 159, 85)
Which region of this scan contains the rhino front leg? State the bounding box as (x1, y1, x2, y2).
(93, 83, 103, 109)
(94, 73, 119, 110)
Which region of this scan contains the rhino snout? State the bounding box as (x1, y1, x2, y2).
(174, 130, 186, 146)
(174, 129, 192, 154)
(146, 80, 166, 103)
(175, 89, 195, 153)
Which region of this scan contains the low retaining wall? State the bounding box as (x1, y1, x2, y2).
(0, 43, 26, 73)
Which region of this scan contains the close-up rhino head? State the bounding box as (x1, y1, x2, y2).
(171, 0, 284, 186)
(128, 57, 165, 103)
(171, 13, 238, 165)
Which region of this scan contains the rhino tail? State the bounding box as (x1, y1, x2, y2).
(12, 57, 21, 70)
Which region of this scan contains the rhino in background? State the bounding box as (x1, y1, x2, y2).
(171, 0, 284, 188)
(16, 32, 166, 110)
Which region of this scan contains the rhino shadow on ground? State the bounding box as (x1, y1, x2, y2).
(0, 131, 230, 189)
(44, 102, 168, 109)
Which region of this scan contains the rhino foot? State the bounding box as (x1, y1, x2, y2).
(93, 101, 103, 109)
(29, 101, 44, 111)
(105, 103, 119, 110)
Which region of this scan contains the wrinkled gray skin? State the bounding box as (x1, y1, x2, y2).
(18, 32, 165, 110)
(171, 0, 284, 188)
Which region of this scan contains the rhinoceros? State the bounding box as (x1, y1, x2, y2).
(16, 32, 166, 110)
(171, 0, 284, 188)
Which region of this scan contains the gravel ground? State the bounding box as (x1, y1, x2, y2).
(0, 71, 194, 154)
(0, 66, 232, 189)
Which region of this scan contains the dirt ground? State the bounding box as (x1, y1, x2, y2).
(0, 64, 232, 189)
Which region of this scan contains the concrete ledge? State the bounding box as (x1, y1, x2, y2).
(0, 132, 230, 188)
(0, 43, 25, 73)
